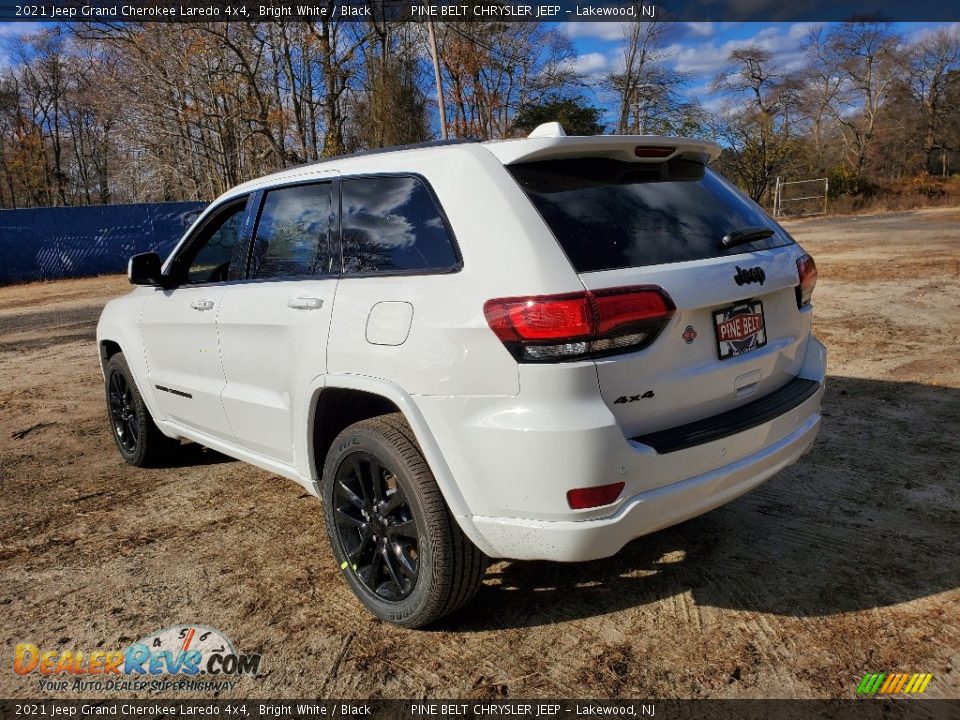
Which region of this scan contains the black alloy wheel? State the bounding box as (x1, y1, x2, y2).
(333, 452, 420, 601)
(321, 413, 487, 628)
(108, 368, 140, 453)
(103, 352, 179, 467)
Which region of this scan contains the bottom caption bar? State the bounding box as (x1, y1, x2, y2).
(1, 700, 958, 720)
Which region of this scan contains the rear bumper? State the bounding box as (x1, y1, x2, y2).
(634, 376, 820, 453)
(469, 399, 820, 561)
(416, 335, 826, 561)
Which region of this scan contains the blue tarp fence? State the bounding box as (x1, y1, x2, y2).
(0, 202, 208, 285)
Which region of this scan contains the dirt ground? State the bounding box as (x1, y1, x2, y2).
(0, 207, 958, 700)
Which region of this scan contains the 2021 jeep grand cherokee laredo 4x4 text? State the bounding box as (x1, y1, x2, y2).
(97, 126, 825, 627)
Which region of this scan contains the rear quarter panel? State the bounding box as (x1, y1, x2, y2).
(325, 146, 585, 397)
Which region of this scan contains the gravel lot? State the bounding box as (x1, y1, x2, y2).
(1, 207, 958, 699)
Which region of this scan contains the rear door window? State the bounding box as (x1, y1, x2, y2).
(507, 158, 791, 273)
(340, 175, 459, 275)
(249, 183, 333, 279)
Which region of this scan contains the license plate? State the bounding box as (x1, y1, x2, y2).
(713, 300, 767, 360)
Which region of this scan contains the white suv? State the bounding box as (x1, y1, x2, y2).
(97, 126, 825, 627)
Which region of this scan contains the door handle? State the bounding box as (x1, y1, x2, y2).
(190, 299, 215, 311)
(287, 297, 324, 310)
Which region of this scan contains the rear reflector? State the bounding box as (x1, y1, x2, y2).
(796, 254, 817, 308)
(567, 482, 625, 510)
(484, 286, 675, 362)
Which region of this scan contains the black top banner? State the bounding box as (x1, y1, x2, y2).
(2, 0, 959, 23)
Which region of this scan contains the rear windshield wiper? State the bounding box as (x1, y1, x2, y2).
(721, 226, 775, 249)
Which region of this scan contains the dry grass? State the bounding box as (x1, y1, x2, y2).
(778, 173, 960, 219)
(827, 192, 960, 216)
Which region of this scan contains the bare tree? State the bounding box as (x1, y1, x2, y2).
(351, 17, 429, 149)
(712, 46, 798, 202)
(908, 26, 960, 175)
(821, 21, 907, 184)
(604, 19, 684, 135)
(797, 26, 845, 174)
(3, 18, 958, 208)
(16, 30, 72, 205)
(715, 46, 785, 115)
(438, 21, 578, 139)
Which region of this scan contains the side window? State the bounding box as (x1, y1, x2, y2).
(249, 183, 333, 279)
(341, 176, 458, 275)
(180, 201, 247, 285)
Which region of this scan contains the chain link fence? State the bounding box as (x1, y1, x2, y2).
(770, 177, 829, 218)
(0, 202, 206, 285)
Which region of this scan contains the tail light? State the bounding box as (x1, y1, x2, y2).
(796, 255, 817, 309)
(484, 286, 675, 363)
(567, 482, 625, 510)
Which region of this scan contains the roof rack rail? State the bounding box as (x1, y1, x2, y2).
(298, 138, 481, 168)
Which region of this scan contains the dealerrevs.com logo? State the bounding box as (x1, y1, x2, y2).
(14, 625, 262, 693)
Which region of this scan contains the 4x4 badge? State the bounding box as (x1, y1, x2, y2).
(734, 265, 766, 286)
(614, 391, 655, 404)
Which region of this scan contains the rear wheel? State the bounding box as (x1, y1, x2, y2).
(104, 352, 178, 467)
(321, 413, 485, 628)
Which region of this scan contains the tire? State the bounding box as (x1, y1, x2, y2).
(321, 413, 486, 628)
(104, 352, 178, 467)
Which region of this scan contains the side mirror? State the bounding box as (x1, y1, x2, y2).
(128, 252, 163, 286)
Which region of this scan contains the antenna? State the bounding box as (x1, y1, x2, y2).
(527, 122, 568, 139)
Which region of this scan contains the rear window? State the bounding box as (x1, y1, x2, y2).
(507, 157, 792, 273)
(340, 175, 459, 275)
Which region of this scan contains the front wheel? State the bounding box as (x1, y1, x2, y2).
(321, 413, 485, 628)
(104, 352, 178, 467)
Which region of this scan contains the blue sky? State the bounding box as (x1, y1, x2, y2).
(0, 21, 42, 69)
(559, 21, 960, 119)
(1, 20, 957, 120)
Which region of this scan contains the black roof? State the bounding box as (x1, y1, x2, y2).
(301, 138, 480, 167)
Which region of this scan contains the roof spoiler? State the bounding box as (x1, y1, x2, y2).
(487, 128, 720, 166)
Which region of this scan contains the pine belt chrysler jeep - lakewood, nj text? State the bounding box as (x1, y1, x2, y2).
(97, 124, 825, 627)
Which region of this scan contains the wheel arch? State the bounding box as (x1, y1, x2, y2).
(306, 376, 494, 556)
(95, 325, 171, 436)
(98, 338, 123, 374)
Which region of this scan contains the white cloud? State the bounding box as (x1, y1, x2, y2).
(904, 21, 960, 45)
(787, 22, 820, 41)
(562, 52, 611, 77)
(664, 23, 811, 77)
(0, 23, 44, 71)
(700, 95, 731, 114)
(0, 23, 42, 38)
(686, 81, 714, 99)
(684, 81, 728, 113)
(753, 26, 781, 41)
(684, 23, 717, 39)
(666, 42, 732, 76)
